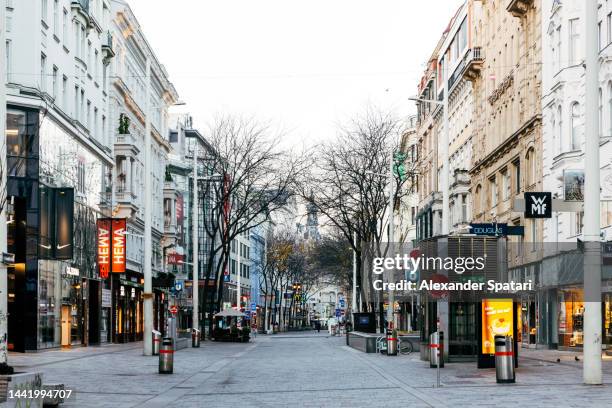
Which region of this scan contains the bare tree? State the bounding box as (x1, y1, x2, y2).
(196, 115, 307, 335)
(300, 107, 416, 330)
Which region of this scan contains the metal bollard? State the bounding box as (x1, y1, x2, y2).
(159, 337, 174, 374)
(494, 335, 515, 383)
(192, 328, 201, 348)
(152, 330, 161, 355)
(429, 332, 444, 368)
(387, 329, 398, 356)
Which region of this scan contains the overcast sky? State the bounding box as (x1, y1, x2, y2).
(127, 0, 462, 145)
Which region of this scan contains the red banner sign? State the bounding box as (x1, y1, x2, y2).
(111, 219, 127, 273)
(167, 252, 184, 265)
(97, 218, 127, 278)
(97, 219, 112, 279)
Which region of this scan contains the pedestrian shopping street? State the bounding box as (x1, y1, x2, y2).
(9, 332, 612, 408)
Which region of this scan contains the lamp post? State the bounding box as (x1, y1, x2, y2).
(142, 78, 185, 355)
(583, 0, 602, 385)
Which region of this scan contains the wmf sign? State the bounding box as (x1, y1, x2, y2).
(524, 192, 552, 218)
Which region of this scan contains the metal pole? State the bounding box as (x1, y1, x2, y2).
(352, 231, 357, 316)
(0, 0, 8, 366)
(192, 140, 199, 337)
(236, 237, 241, 312)
(387, 153, 395, 330)
(583, 0, 602, 385)
(143, 59, 153, 356)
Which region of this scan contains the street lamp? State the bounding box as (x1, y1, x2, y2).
(143, 90, 186, 356)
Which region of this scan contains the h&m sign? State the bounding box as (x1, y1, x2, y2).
(524, 192, 552, 219)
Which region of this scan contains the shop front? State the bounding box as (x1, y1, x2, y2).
(111, 273, 144, 343)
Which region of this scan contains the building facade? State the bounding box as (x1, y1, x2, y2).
(415, 2, 479, 240)
(106, 1, 178, 343)
(5, 0, 114, 351)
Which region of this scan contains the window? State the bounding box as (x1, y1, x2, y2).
(5, 40, 11, 82)
(526, 148, 536, 186)
(63, 8, 68, 46)
(571, 102, 580, 150)
(569, 18, 580, 65)
(599, 21, 603, 50)
(88, 41, 92, 72)
(501, 169, 510, 201)
(94, 107, 99, 139)
(475, 184, 483, 213)
(557, 106, 563, 154)
(94, 50, 99, 83)
(461, 195, 467, 223)
(86, 101, 91, 129)
(599, 88, 603, 137)
(62, 75, 67, 110)
(513, 159, 521, 194)
(52, 66, 58, 99)
(53, 0, 58, 35)
(40, 53, 47, 92)
(41, 0, 48, 23)
(576, 211, 584, 235)
(489, 176, 497, 207)
(556, 26, 562, 68)
(608, 13, 612, 45)
(81, 26, 86, 60)
(74, 86, 79, 119)
(530, 220, 538, 252)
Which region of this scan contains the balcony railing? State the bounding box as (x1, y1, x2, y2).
(102, 31, 115, 60)
(448, 47, 484, 89)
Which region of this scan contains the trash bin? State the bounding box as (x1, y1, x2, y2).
(387, 329, 398, 356)
(429, 331, 444, 368)
(159, 337, 174, 374)
(494, 335, 515, 383)
(152, 330, 161, 355)
(192, 328, 200, 348)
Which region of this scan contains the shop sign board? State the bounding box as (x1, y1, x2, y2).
(97, 219, 112, 279)
(481, 298, 513, 355)
(524, 192, 552, 218)
(564, 170, 584, 201)
(65, 266, 79, 276)
(102, 289, 112, 307)
(111, 219, 127, 273)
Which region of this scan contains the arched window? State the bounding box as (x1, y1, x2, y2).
(571, 102, 580, 150)
(526, 148, 536, 186)
(475, 184, 482, 214)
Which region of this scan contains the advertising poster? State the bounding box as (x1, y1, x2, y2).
(111, 219, 127, 273)
(97, 219, 112, 279)
(481, 299, 513, 354)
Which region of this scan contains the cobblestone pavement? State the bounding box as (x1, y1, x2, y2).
(8, 332, 612, 407)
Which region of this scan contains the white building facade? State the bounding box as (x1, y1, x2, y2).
(107, 1, 178, 343)
(541, 0, 612, 243)
(4, 0, 115, 350)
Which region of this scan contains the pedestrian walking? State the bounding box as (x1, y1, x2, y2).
(315, 321, 321, 333)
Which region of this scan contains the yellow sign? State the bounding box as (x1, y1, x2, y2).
(481, 299, 513, 354)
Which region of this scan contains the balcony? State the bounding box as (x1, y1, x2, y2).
(115, 133, 140, 158)
(102, 31, 115, 63)
(463, 47, 483, 82)
(115, 189, 138, 219)
(507, 0, 534, 17)
(71, 0, 90, 24)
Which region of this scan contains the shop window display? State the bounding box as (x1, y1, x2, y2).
(558, 289, 584, 348)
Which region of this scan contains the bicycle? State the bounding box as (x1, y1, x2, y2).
(398, 336, 414, 355)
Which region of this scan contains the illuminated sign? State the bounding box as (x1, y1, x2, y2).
(481, 299, 513, 354)
(97, 218, 127, 278)
(112, 219, 127, 273)
(97, 219, 112, 279)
